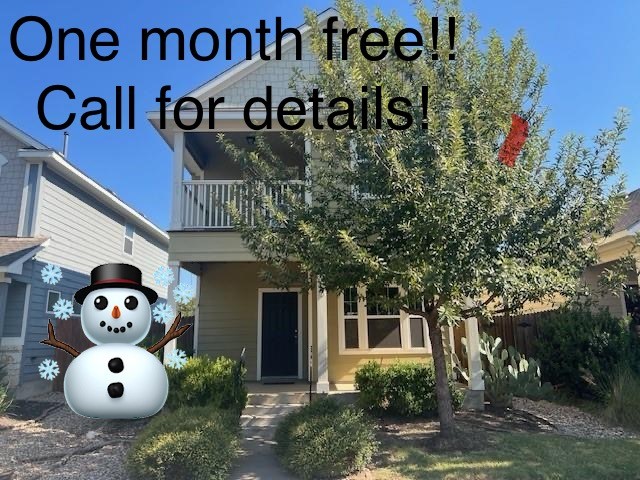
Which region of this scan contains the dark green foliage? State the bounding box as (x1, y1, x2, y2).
(355, 361, 463, 417)
(601, 363, 640, 431)
(166, 355, 247, 412)
(0, 361, 12, 415)
(536, 307, 629, 398)
(275, 396, 378, 479)
(126, 406, 239, 480)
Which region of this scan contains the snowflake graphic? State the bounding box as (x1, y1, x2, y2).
(173, 283, 194, 304)
(41, 264, 62, 285)
(165, 349, 188, 369)
(152, 303, 174, 324)
(38, 359, 60, 381)
(52, 299, 74, 320)
(153, 266, 175, 288)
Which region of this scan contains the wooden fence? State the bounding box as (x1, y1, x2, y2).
(52, 315, 195, 392)
(452, 310, 556, 369)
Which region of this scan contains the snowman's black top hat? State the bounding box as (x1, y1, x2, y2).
(75, 263, 158, 304)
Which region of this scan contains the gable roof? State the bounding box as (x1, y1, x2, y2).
(614, 187, 640, 234)
(167, 8, 339, 108)
(0, 116, 168, 246)
(0, 236, 50, 273)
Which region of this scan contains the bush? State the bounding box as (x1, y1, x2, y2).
(601, 364, 640, 431)
(166, 355, 247, 412)
(536, 307, 629, 398)
(127, 405, 239, 480)
(355, 361, 463, 417)
(0, 362, 12, 415)
(275, 396, 378, 479)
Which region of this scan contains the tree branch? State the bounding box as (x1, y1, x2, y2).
(41, 320, 80, 358)
(148, 313, 192, 354)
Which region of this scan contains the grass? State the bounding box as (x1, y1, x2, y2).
(372, 431, 640, 480)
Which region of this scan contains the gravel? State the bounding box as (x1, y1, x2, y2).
(513, 397, 638, 439)
(0, 393, 148, 480)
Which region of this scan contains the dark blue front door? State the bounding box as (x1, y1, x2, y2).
(261, 292, 298, 377)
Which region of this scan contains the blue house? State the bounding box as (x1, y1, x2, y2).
(0, 117, 169, 397)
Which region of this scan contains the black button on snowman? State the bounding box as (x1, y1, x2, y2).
(41, 264, 191, 419)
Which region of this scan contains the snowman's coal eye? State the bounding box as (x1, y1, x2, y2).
(124, 296, 138, 310)
(94, 296, 108, 310)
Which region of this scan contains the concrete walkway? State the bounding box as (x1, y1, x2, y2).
(229, 391, 310, 480)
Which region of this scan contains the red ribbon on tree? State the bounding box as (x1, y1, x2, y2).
(498, 114, 529, 167)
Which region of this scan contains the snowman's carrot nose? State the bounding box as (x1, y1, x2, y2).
(111, 305, 121, 319)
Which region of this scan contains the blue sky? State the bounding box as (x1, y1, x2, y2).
(1, 0, 638, 229)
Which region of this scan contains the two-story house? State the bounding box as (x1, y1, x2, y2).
(146, 9, 465, 395)
(0, 116, 169, 397)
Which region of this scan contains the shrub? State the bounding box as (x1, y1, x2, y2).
(275, 396, 378, 479)
(355, 361, 463, 417)
(536, 307, 629, 398)
(127, 405, 239, 480)
(166, 355, 247, 412)
(0, 362, 11, 415)
(601, 364, 640, 431)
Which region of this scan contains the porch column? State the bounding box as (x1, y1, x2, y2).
(316, 282, 329, 393)
(170, 131, 185, 231)
(163, 262, 181, 364)
(0, 277, 10, 338)
(463, 315, 485, 410)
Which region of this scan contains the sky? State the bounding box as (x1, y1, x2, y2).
(0, 0, 638, 229)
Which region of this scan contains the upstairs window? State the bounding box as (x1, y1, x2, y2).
(123, 222, 134, 255)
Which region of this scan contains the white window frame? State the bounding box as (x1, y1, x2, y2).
(123, 222, 135, 256)
(0, 154, 7, 176)
(45, 290, 61, 314)
(338, 285, 431, 355)
(1, 283, 31, 347)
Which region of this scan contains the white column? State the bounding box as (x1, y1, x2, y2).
(316, 281, 329, 393)
(307, 289, 314, 382)
(170, 132, 185, 231)
(163, 262, 181, 364)
(464, 316, 484, 392)
(193, 269, 201, 355)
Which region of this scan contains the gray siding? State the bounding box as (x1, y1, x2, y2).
(2, 281, 27, 337)
(0, 130, 27, 236)
(36, 165, 168, 298)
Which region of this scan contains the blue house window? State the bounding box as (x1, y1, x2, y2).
(123, 222, 135, 255)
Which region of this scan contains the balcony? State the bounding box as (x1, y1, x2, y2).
(180, 180, 304, 229)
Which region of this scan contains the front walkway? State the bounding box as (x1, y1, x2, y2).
(229, 389, 310, 480)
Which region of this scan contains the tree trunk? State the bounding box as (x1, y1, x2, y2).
(427, 315, 456, 439)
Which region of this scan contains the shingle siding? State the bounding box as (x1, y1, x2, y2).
(0, 130, 27, 236)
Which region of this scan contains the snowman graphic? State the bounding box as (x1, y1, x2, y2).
(41, 263, 191, 419)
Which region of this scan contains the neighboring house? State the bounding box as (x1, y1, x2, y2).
(584, 188, 640, 318)
(147, 9, 447, 394)
(0, 117, 169, 397)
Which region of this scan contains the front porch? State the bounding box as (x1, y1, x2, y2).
(164, 261, 486, 402)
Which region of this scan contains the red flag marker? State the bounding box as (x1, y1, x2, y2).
(498, 114, 529, 167)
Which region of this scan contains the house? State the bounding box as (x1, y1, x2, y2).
(0, 117, 169, 397)
(147, 9, 481, 395)
(584, 188, 640, 318)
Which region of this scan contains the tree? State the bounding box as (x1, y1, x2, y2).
(222, 0, 627, 439)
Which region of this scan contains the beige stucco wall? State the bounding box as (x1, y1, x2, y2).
(582, 261, 638, 318)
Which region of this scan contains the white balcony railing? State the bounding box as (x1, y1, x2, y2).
(180, 180, 303, 229)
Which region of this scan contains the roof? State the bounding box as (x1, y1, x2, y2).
(0, 236, 49, 272)
(613, 187, 640, 233)
(0, 116, 169, 246)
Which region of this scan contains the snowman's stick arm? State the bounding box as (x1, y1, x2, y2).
(148, 313, 192, 354)
(41, 320, 80, 358)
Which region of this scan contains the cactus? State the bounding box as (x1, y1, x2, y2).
(454, 332, 553, 408)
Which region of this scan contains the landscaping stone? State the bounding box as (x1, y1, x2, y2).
(513, 397, 638, 439)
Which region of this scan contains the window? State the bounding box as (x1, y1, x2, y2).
(123, 222, 134, 255)
(46, 291, 61, 314)
(72, 298, 82, 316)
(339, 286, 430, 354)
(21, 163, 40, 236)
(0, 154, 7, 176)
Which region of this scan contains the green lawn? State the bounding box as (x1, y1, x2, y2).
(372, 431, 640, 480)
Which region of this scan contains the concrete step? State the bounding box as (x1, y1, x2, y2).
(247, 392, 311, 406)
